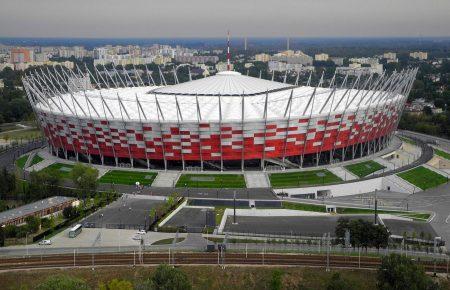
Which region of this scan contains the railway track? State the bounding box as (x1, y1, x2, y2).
(0, 252, 448, 272)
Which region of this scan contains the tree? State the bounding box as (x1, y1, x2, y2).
(36, 275, 90, 290)
(138, 264, 192, 290)
(62, 205, 79, 220)
(327, 273, 354, 290)
(377, 254, 439, 290)
(3, 224, 17, 238)
(0, 225, 4, 247)
(269, 269, 283, 290)
(25, 215, 40, 233)
(99, 279, 133, 290)
(71, 163, 99, 198)
(335, 218, 389, 250)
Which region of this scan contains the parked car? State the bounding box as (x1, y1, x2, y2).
(136, 230, 146, 235)
(132, 235, 142, 241)
(39, 239, 52, 245)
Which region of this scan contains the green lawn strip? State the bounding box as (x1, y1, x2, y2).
(282, 201, 326, 212)
(40, 163, 75, 179)
(344, 160, 386, 178)
(15, 154, 29, 169)
(283, 201, 430, 221)
(269, 170, 342, 188)
(399, 136, 416, 145)
(434, 148, 450, 160)
(176, 174, 246, 188)
(397, 166, 448, 190)
(98, 170, 157, 185)
(151, 237, 186, 245)
(29, 155, 44, 166)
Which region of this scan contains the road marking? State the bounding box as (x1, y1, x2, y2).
(445, 214, 450, 224)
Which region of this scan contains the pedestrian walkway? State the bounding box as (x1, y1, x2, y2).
(26, 158, 54, 172)
(423, 163, 450, 179)
(384, 174, 418, 194)
(374, 157, 396, 170)
(245, 172, 270, 188)
(152, 172, 180, 187)
(328, 167, 358, 181)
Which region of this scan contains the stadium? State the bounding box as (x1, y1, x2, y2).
(22, 66, 417, 171)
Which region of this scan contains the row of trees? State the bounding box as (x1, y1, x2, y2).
(335, 218, 389, 250)
(0, 67, 33, 125)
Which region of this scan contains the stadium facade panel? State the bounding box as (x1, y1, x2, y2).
(23, 68, 417, 171)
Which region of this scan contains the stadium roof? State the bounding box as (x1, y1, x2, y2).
(29, 70, 408, 122)
(153, 71, 294, 96)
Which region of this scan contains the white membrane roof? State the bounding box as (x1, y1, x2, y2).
(153, 71, 293, 96)
(35, 73, 403, 122)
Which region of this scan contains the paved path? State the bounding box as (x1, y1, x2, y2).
(245, 172, 270, 188)
(152, 172, 180, 187)
(328, 167, 358, 181)
(26, 158, 54, 172)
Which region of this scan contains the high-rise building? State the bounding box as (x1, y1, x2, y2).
(10, 48, 33, 63)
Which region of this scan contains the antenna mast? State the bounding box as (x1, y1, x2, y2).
(227, 30, 231, 71)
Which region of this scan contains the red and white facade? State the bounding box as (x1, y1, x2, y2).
(23, 67, 417, 171)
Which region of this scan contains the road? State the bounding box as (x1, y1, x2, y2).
(0, 139, 46, 172)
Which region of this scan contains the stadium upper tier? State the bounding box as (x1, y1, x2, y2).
(31, 71, 405, 122)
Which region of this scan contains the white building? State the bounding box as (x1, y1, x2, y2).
(268, 61, 314, 73)
(410, 51, 428, 60)
(216, 62, 234, 72)
(315, 53, 329, 62)
(255, 53, 271, 62)
(271, 50, 313, 66)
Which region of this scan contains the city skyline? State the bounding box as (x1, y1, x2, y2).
(0, 0, 449, 38)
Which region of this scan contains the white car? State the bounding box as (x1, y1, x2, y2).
(132, 235, 142, 241)
(39, 239, 52, 245)
(136, 230, 146, 235)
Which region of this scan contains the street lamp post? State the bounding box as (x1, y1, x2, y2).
(233, 190, 237, 224)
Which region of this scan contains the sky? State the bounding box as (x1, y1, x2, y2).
(0, 0, 449, 38)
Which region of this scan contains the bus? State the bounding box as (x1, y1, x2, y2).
(68, 224, 82, 238)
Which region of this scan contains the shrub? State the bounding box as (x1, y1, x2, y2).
(137, 264, 192, 290)
(36, 274, 90, 290)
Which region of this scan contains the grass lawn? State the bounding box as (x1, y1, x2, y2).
(176, 174, 246, 188)
(40, 163, 75, 179)
(282, 201, 327, 212)
(29, 154, 44, 166)
(344, 160, 386, 178)
(15, 154, 29, 169)
(434, 148, 450, 160)
(282, 202, 430, 221)
(151, 237, 185, 245)
(269, 170, 342, 188)
(397, 166, 448, 190)
(98, 170, 157, 186)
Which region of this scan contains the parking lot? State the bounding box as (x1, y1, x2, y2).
(83, 195, 164, 229)
(223, 215, 375, 237)
(163, 207, 215, 231)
